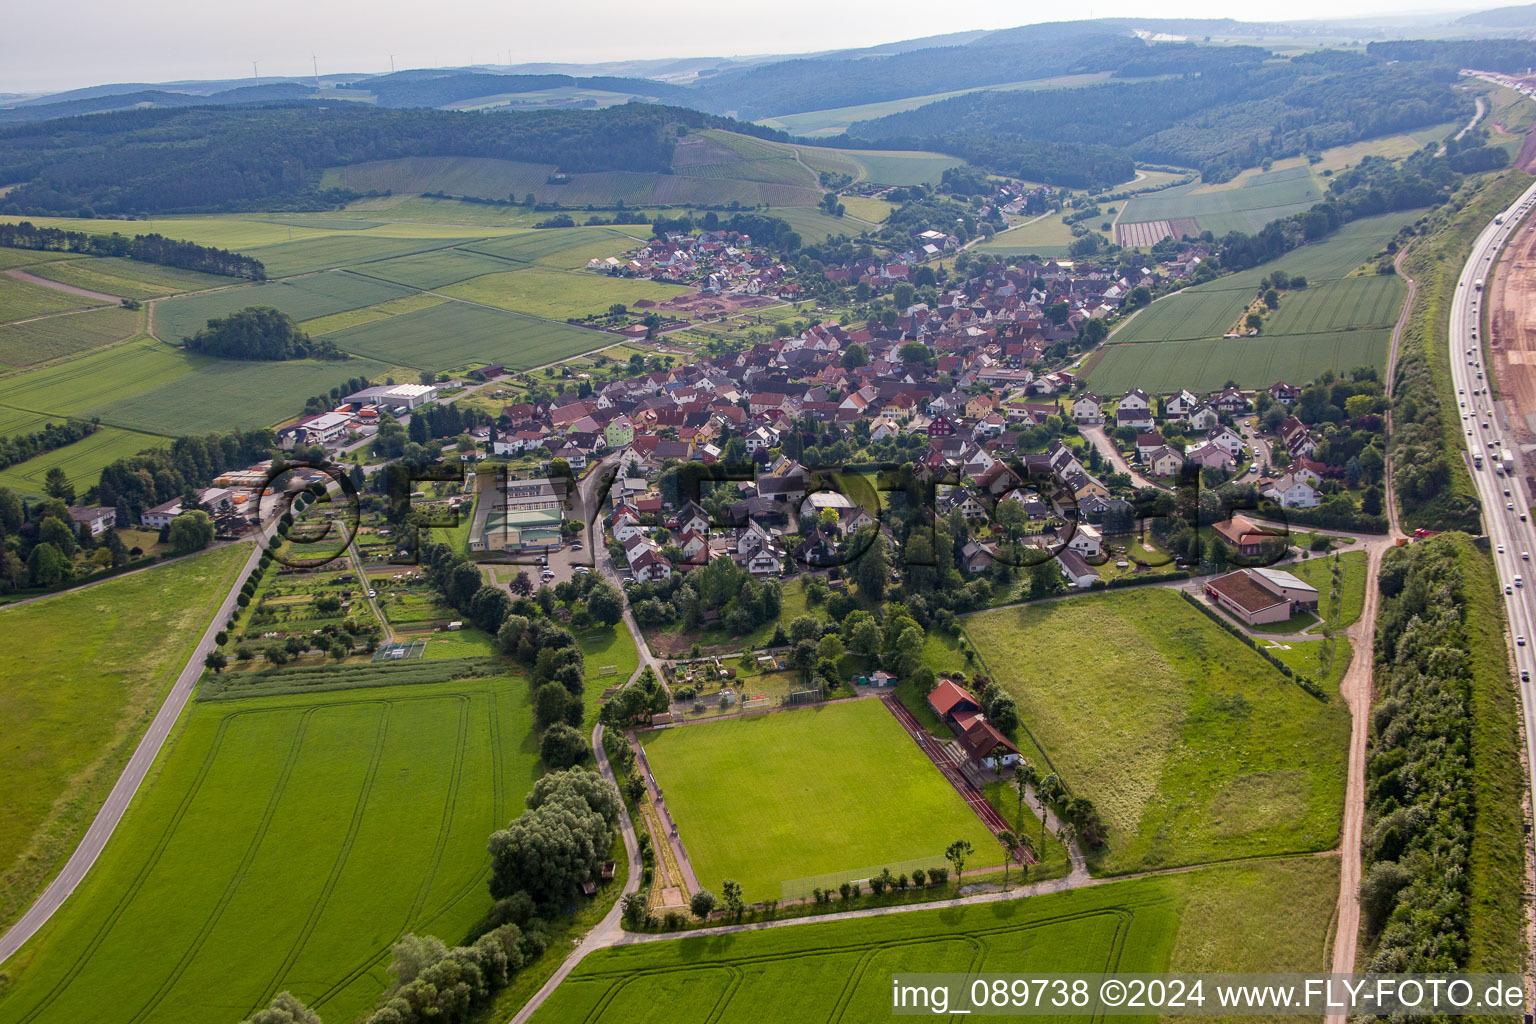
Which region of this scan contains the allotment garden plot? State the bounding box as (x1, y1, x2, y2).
(637, 698, 999, 903)
(0, 675, 537, 1024)
(523, 857, 1339, 1024)
(961, 589, 1348, 874)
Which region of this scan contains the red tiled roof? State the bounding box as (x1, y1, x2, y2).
(928, 679, 981, 718)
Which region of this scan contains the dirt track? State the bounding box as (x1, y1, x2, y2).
(4, 267, 122, 304)
(1487, 210, 1536, 445)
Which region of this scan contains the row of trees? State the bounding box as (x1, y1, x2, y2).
(0, 221, 265, 278)
(1360, 539, 1478, 969)
(0, 417, 98, 471)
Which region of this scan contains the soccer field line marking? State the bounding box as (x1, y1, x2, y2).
(254, 702, 393, 1012)
(121, 708, 317, 1024)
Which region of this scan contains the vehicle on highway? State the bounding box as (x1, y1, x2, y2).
(1506, 585, 1513, 595)
(1498, 544, 1504, 553)
(1525, 552, 1530, 561)
(368, 589, 376, 598)
(1519, 636, 1527, 647)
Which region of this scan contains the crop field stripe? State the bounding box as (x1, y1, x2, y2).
(16, 708, 314, 1024)
(305, 694, 474, 1011)
(121, 709, 317, 1024)
(255, 704, 392, 1010)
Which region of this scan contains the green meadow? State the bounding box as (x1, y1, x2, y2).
(961, 589, 1348, 873)
(0, 544, 249, 930)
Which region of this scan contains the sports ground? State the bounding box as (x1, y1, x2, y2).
(638, 699, 1000, 902)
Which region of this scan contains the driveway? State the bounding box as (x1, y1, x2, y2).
(1080, 425, 1160, 490)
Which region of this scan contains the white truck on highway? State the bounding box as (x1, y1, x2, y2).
(1502, 448, 1517, 475)
(1475, 278, 1485, 290)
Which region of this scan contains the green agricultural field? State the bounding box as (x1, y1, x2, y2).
(0, 425, 164, 497)
(94, 350, 393, 435)
(1086, 328, 1392, 393)
(0, 335, 390, 437)
(0, 543, 249, 930)
(1261, 275, 1406, 336)
(300, 292, 448, 335)
(0, 273, 99, 323)
(0, 673, 538, 1024)
(444, 267, 688, 320)
(0, 306, 142, 368)
(242, 235, 468, 279)
(522, 856, 1338, 1023)
(460, 227, 638, 266)
(328, 298, 607, 371)
(0, 214, 338, 250)
(1111, 282, 1252, 344)
(346, 247, 521, 290)
(153, 272, 413, 343)
(1117, 166, 1323, 236)
(24, 257, 230, 299)
(962, 589, 1348, 873)
(0, 250, 79, 272)
(639, 699, 1000, 902)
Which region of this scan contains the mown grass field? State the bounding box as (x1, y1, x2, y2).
(0, 673, 538, 1024)
(1085, 327, 1392, 393)
(327, 299, 605, 371)
(962, 589, 1348, 873)
(0, 306, 142, 368)
(444, 267, 689, 320)
(153, 273, 413, 342)
(577, 626, 641, 722)
(0, 543, 249, 931)
(639, 699, 999, 902)
(975, 212, 1077, 257)
(1287, 550, 1367, 629)
(522, 856, 1338, 1023)
(460, 227, 638, 266)
(0, 250, 79, 272)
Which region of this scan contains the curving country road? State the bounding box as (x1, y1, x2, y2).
(0, 527, 271, 966)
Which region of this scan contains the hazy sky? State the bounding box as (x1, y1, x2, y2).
(1, 0, 1499, 94)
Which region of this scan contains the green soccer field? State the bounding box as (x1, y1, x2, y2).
(0, 544, 250, 930)
(521, 856, 1338, 1024)
(961, 589, 1349, 874)
(0, 673, 537, 1024)
(639, 699, 1001, 902)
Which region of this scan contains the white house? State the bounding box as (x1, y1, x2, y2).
(1264, 472, 1321, 509)
(1067, 522, 1102, 558)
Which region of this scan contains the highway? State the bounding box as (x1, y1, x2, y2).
(1448, 176, 1536, 856)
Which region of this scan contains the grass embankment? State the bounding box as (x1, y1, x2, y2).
(0, 543, 249, 931)
(1393, 170, 1533, 532)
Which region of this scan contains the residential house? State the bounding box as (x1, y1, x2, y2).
(1056, 549, 1100, 588)
(1264, 471, 1321, 509)
(68, 505, 117, 537)
(1147, 446, 1186, 477)
(1211, 515, 1283, 558)
(1067, 522, 1102, 558)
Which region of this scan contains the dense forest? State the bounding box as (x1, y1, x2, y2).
(844, 46, 1471, 182)
(0, 103, 785, 217)
(184, 306, 343, 360)
(0, 221, 265, 278)
(0, 82, 319, 126)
